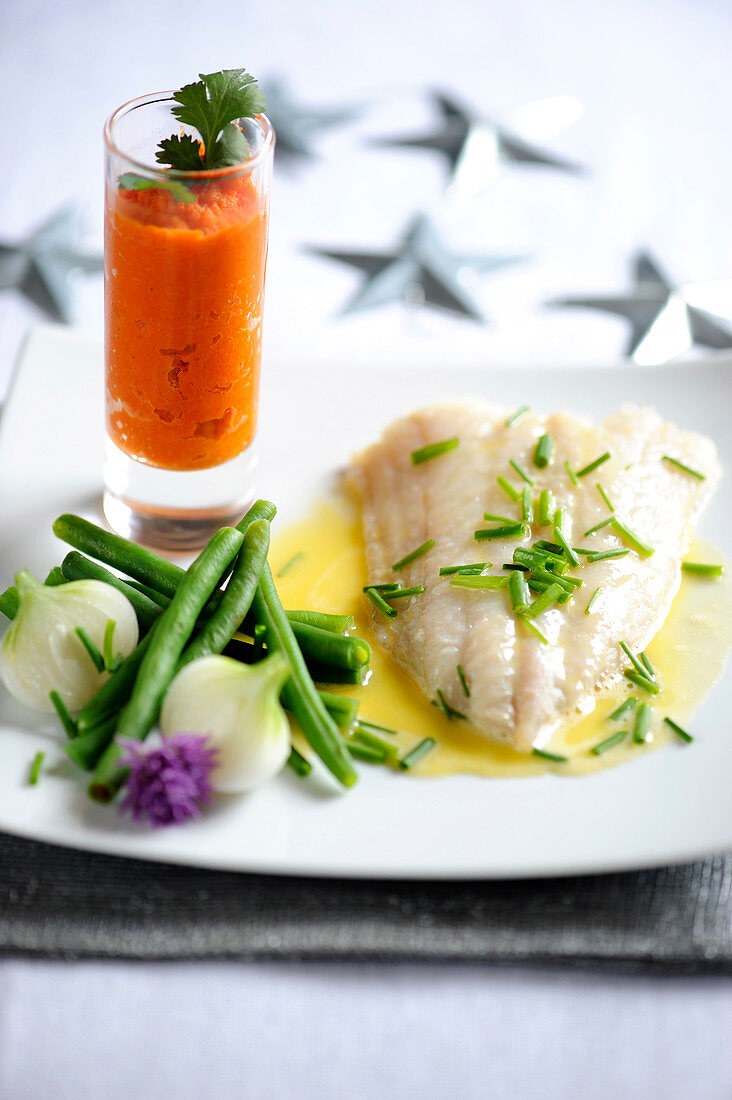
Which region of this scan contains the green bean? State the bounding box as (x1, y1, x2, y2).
(123, 580, 172, 609)
(65, 715, 118, 771)
(288, 622, 370, 671)
(286, 747, 312, 777)
(305, 661, 369, 685)
(279, 609, 355, 633)
(180, 519, 270, 666)
(44, 567, 67, 587)
(89, 527, 245, 802)
(251, 565, 357, 788)
(317, 691, 359, 731)
(60, 552, 162, 632)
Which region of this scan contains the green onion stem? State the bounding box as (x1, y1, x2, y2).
(474, 524, 527, 541)
(533, 434, 554, 468)
(399, 738, 437, 770)
(49, 690, 78, 740)
(411, 438, 459, 465)
(576, 452, 611, 478)
(74, 627, 105, 674)
(538, 489, 555, 527)
(552, 527, 580, 567)
(450, 575, 509, 591)
(521, 486, 534, 524)
(682, 561, 724, 577)
(392, 539, 435, 571)
(439, 563, 490, 576)
(662, 455, 705, 480)
(523, 582, 564, 619)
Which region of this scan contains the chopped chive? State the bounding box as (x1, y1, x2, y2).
(439, 563, 490, 576)
(595, 483, 614, 512)
(474, 523, 527, 541)
(624, 669, 660, 694)
(664, 717, 694, 744)
(530, 567, 581, 592)
(411, 438, 459, 465)
(362, 582, 401, 593)
(522, 582, 564, 619)
(365, 587, 398, 619)
(357, 719, 399, 737)
(609, 697, 637, 721)
(505, 404, 530, 427)
(662, 455, 705, 481)
(392, 539, 435, 571)
(511, 459, 534, 486)
(347, 741, 387, 764)
(532, 747, 567, 763)
(565, 460, 579, 486)
(277, 552, 304, 577)
(509, 568, 531, 613)
(399, 737, 437, 770)
(533, 434, 554, 468)
(503, 562, 530, 572)
(640, 651, 655, 680)
(537, 489, 555, 527)
(633, 702, 652, 744)
(576, 451, 611, 478)
(584, 586, 602, 614)
(521, 617, 549, 644)
(49, 690, 78, 740)
(457, 664, 471, 697)
(682, 561, 724, 577)
(385, 585, 425, 600)
(620, 641, 654, 681)
(554, 508, 567, 535)
(521, 486, 533, 524)
(433, 689, 467, 720)
(533, 540, 564, 554)
(28, 751, 45, 786)
(583, 517, 614, 537)
(552, 527, 580, 567)
(74, 627, 105, 673)
(611, 518, 654, 557)
(287, 747, 312, 777)
(585, 548, 631, 563)
(497, 476, 521, 503)
(450, 575, 509, 591)
(351, 728, 399, 758)
(590, 731, 627, 756)
(483, 513, 516, 524)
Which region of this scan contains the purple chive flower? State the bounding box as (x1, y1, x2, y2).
(118, 733, 219, 828)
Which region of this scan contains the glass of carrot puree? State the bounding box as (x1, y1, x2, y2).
(103, 92, 274, 550)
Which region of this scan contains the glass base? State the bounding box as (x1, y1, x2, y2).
(103, 434, 258, 551)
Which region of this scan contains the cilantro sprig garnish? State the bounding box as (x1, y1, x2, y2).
(117, 69, 266, 201)
(158, 68, 266, 172)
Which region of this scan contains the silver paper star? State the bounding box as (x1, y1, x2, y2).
(264, 77, 361, 163)
(307, 213, 527, 321)
(549, 251, 732, 365)
(0, 206, 102, 323)
(373, 92, 584, 201)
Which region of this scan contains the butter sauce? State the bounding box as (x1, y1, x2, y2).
(271, 493, 732, 778)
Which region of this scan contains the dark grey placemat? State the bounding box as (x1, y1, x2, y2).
(1, 834, 731, 972)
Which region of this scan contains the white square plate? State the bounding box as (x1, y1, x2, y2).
(0, 327, 730, 879)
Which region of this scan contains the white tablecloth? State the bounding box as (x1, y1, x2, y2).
(2, 0, 731, 1095)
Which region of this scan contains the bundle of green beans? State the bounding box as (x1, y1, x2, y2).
(46, 502, 359, 792)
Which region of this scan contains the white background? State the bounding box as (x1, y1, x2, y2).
(2, 0, 732, 1096)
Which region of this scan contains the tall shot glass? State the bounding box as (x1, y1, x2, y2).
(103, 92, 274, 550)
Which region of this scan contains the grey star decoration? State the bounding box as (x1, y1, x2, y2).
(549, 251, 732, 365)
(373, 91, 585, 201)
(0, 206, 102, 323)
(307, 213, 527, 321)
(263, 77, 361, 163)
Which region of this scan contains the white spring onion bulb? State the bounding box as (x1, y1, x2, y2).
(160, 652, 292, 793)
(1, 570, 139, 713)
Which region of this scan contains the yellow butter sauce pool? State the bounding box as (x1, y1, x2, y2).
(270, 492, 732, 778)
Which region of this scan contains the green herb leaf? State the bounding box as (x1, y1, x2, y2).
(159, 69, 266, 172)
(118, 171, 196, 203)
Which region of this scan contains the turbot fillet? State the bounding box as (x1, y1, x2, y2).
(349, 402, 720, 751)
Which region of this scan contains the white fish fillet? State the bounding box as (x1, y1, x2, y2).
(349, 402, 720, 751)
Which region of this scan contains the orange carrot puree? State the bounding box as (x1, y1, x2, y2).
(105, 175, 268, 471)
